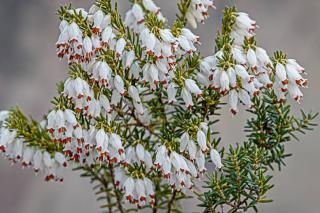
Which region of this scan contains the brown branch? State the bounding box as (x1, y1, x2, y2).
(112, 105, 160, 138)
(105, 180, 113, 213)
(129, 110, 161, 138)
(108, 164, 125, 213)
(152, 200, 158, 213)
(167, 190, 177, 213)
(83, 166, 114, 213)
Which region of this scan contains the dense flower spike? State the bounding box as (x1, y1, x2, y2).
(53, 1, 219, 198)
(0, 113, 66, 182)
(272, 58, 307, 102)
(0, 1, 310, 212)
(197, 7, 307, 114)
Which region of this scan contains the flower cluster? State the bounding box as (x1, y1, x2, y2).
(50, 0, 222, 207)
(198, 8, 307, 114)
(116, 170, 156, 207)
(47, 107, 127, 166)
(56, 7, 113, 64)
(0, 111, 67, 182)
(273, 58, 307, 102)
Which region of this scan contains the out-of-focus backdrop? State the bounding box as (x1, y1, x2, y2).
(0, 0, 319, 212)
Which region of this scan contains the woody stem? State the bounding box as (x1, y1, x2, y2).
(167, 190, 177, 213)
(108, 164, 125, 213)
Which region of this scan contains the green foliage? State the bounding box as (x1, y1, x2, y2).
(201, 143, 273, 213)
(201, 91, 318, 212)
(176, 0, 192, 23)
(247, 90, 318, 170)
(221, 7, 237, 35)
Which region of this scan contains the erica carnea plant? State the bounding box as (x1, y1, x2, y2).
(0, 0, 318, 212)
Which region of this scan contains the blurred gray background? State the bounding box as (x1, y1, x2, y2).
(0, 0, 319, 212)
